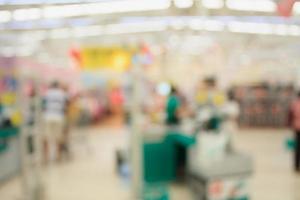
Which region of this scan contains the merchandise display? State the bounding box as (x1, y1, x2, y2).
(233, 84, 294, 127)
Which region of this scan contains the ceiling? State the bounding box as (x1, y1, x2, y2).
(1, 0, 300, 64)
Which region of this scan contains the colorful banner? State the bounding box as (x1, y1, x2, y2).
(81, 47, 132, 72)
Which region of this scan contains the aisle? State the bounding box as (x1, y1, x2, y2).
(0, 127, 299, 200)
(0, 127, 131, 200)
(235, 129, 300, 200)
(44, 127, 130, 200)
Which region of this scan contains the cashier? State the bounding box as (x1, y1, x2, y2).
(166, 86, 181, 125)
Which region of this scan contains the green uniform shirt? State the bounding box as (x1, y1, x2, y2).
(166, 95, 180, 124)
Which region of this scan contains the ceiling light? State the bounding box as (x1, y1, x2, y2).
(13, 8, 41, 21)
(273, 24, 288, 36)
(174, 0, 194, 9)
(43, 4, 85, 18)
(105, 21, 167, 35)
(170, 19, 186, 30)
(0, 10, 11, 23)
(226, 0, 276, 12)
(16, 46, 35, 57)
(203, 20, 225, 31)
(87, 0, 171, 14)
(20, 30, 46, 41)
(288, 25, 300, 36)
(0, 47, 15, 57)
(188, 19, 204, 30)
(8, 0, 43, 5)
(228, 21, 273, 34)
(49, 28, 70, 39)
(72, 25, 103, 37)
(202, 0, 224, 9)
(43, 0, 171, 19)
(293, 2, 300, 15)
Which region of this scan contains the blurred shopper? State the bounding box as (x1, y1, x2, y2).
(222, 90, 240, 151)
(43, 81, 69, 163)
(61, 86, 77, 160)
(289, 91, 300, 172)
(223, 90, 240, 130)
(166, 86, 181, 125)
(196, 77, 226, 108)
(109, 86, 124, 114)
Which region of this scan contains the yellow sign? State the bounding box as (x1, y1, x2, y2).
(81, 47, 132, 72)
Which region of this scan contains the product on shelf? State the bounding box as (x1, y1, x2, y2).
(233, 84, 294, 127)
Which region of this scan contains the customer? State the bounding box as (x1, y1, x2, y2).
(223, 89, 240, 130)
(166, 86, 181, 125)
(289, 91, 300, 172)
(43, 81, 69, 163)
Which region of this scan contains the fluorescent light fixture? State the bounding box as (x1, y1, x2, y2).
(288, 25, 300, 36)
(273, 24, 288, 36)
(13, 8, 41, 21)
(202, 0, 224, 9)
(0, 47, 15, 57)
(293, 2, 300, 15)
(203, 20, 225, 31)
(21, 30, 46, 41)
(44, 0, 171, 19)
(188, 19, 204, 30)
(16, 46, 35, 57)
(105, 21, 167, 34)
(189, 19, 225, 31)
(174, 0, 194, 9)
(0, 10, 11, 23)
(8, 0, 43, 5)
(226, 0, 276, 12)
(49, 28, 70, 39)
(43, 4, 85, 18)
(72, 25, 103, 37)
(86, 0, 171, 14)
(228, 21, 273, 34)
(170, 19, 186, 30)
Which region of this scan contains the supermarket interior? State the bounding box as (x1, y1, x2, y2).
(1, 0, 300, 200)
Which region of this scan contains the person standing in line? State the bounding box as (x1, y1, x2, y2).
(43, 81, 69, 163)
(289, 91, 300, 173)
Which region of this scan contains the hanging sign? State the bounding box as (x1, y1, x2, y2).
(80, 47, 132, 72)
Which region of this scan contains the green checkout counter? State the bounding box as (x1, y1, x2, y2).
(142, 126, 196, 200)
(142, 125, 253, 200)
(143, 130, 196, 183)
(0, 127, 21, 183)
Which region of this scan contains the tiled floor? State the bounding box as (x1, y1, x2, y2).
(0, 127, 299, 200)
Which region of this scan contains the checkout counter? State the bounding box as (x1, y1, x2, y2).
(143, 125, 196, 183)
(141, 120, 253, 200)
